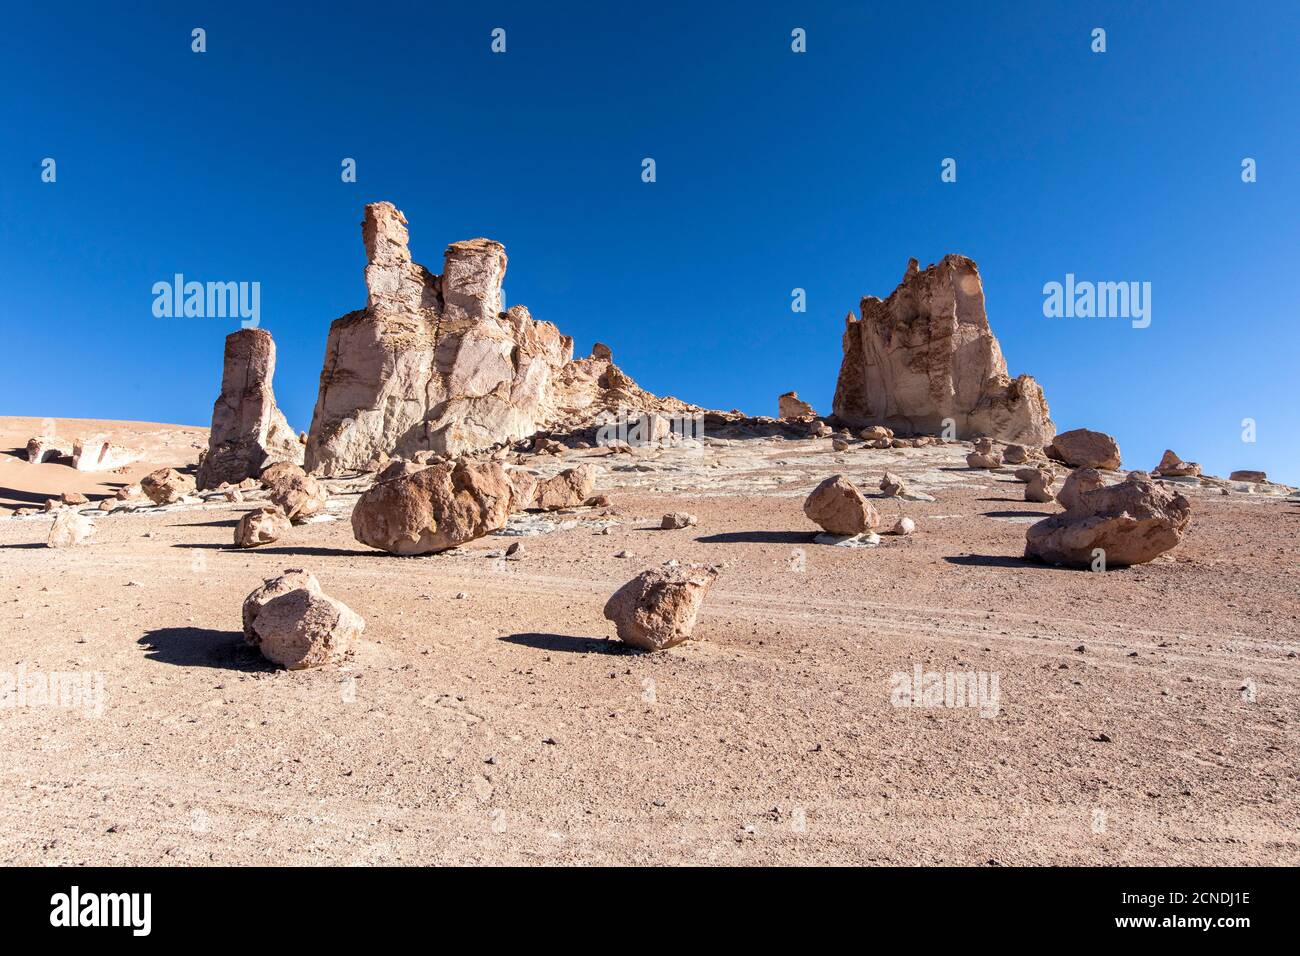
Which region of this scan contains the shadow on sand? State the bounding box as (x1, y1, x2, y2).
(694, 530, 814, 545)
(498, 632, 634, 656)
(138, 627, 277, 671)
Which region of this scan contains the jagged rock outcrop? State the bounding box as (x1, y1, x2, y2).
(197, 329, 303, 490)
(305, 202, 695, 475)
(778, 391, 815, 419)
(832, 256, 1054, 445)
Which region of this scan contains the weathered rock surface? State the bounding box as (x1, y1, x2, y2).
(242, 570, 362, 669)
(504, 468, 538, 512)
(660, 511, 698, 529)
(1153, 449, 1201, 478)
(832, 256, 1054, 445)
(778, 391, 815, 419)
(804, 475, 880, 534)
(305, 202, 695, 474)
(1002, 443, 1032, 465)
(965, 438, 1003, 469)
(1025, 473, 1191, 567)
(858, 425, 893, 442)
(1025, 469, 1057, 503)
(235, 506, 291, 548)
(265, 472, 326, 523)
(533, 465, 598, 511)
(1046, 428, 1122, 470)
(72, 436, 141, 472)
(1229, 470, 1268, 483)
(351, 460, 512, 555)
(602, 562, 719, 651)
(879, 471, 908, 497)
(197, 329, 303, 489)
(140, 468, 195, 505)
(47, 511, 94, 548)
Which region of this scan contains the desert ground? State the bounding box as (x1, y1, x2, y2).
(1, 416, 1297, 865)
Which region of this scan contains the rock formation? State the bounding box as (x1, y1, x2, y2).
(351, 460, 512, 555)
(778, 391, 815, 419)
(305, 202, 695, 475)
(1025, 472, 1191, 567)
(242, 570, 363, 670)
(72, 437, 141, 472)
(26, 435, 71, 463)
(197, 329, 303, 490)
(533, 465, 598, 511)
(965, 438, 1003, 469)
(140, 468, 195, 505)
(235, 507, 291, 548)
(265, 470, 327, 523)
(603, 562, 720, 651)
(1153, 449, 1201, 478)
(803, 475, 880, 534)
(1046, 428, 1122, 471)
(48, 511, 94, 548)
(832, 256, 1054, 445)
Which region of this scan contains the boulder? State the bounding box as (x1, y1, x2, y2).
(1025, 474, 1192, 568)
(197, 328, 303, 489)
(26, 435, 72, 463)
(115, 482, 144, 501)
(351, 460, 512, 555)
(660, 512, 698, 529)
(778, 391, 815, 419)
(858, 425, 893, 442)
(803, 475, 880, 534)
(72, 437, 141, 472)
(1025, 469, 1057, 503)
(1152, 449, 1201, 478)
(305, 202, 696, 474)
(888, 516, 916, 536)
(832, 437, 850, 451)
(47, 511, 94, 548)
(602, 562, 720, 651)
(260, 461, 306, 487)
(832, 256, 1054, 445)
(533, 465, 598, 511)
(966, 438, 1003, 469)
(241, 570, 362, 669)
(879, 471, 908, 497)
(1229, 470, 1267, 483)
(60, 491, 89, 505)
(235, 506, 291, 548)
(266, 472, 327, 523)
(1055, 467, 1106, 513)
(1045, 428, 1122, 470)
(1002, 443, 1032, 465)
(140, 468, 195, 505)
(504, 468, 538, 511)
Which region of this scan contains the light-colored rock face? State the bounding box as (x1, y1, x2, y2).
(306, 203, 695, 475)
(351, 460, 512, 555)
(242, 570, 362, 669)
(778, 391, 815, 419)
(832, 256, 1054, 445)
(1025, 469, 1057, 503)
(266, 472, 326, 523)
(26, 436, 72, 463)
(72, 436, 141, 472)
(803, 475, 880, 534)
(1025, 474, 1192, 568)
(1153, 450, 1201, 478)
(879, 471, 908, 497)
(48, 511, 94, 548)
(141, 468, 195, 505)
(235, 506, 291, 548)
(504, 468, 538, 512)
(533, 465, 598, 511)
(197, 329, 303, 490)
(1046, 428, 1122, 470)
(602, 562, 719, 651)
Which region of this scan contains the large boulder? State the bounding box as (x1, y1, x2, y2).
(265, 472, 326, 523)
(533, 465, 598, 511)
(1045, 428, 1122, 470)
(1152, 449, 1200, 478)
(504, 468, 538, 512)
(47, 511, 94, 548)
(197, 328, 303, 489)
(351, 459, 512, 555)
(235, 506, 291, 548)
(72, 436, 141, 472)
(803, 475, 880, 534)
(241, 570, 362, 669)
(602, 562, 720, 651)
(305, 203, 697, 474)
(832, 256, 1054, 445)
(140, 467, 195, 505)
(1025, 473, 1192, 568)
(966, 437, 1003, 469)
(778, 391, 815, 419)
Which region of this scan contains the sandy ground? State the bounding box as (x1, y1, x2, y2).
(1, 417, 1297, 865)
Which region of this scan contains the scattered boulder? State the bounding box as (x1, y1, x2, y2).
(879, 471, 908, 497)
(966, 438, 1003, 469)
(602, 562, 719, 651)
(115, 483, 144, 501)
(26, 435, 72, 463)
(60, 491, 89, 506)
(810, 422, 833, 438)
(533, 465, 598, 511)
(831, 437, 850, 451)
(351, 460, 512, 555)
(258, 460, 305, 487)
(241, 570, 363, 669)
(1002, 443, 1032, 465)
(778, 391, 815, 419)
(888, 516, 916, 536)
(265, 471, 327, 523)
(72, 437, 141, 472)
(660, 512, 698, 530)
(803, 475, 880, 534)
(1056, 467, 1106, 513)
(504, 468, 538, 511)
(858, 425, 893, 442)
(1045, 428, 1122, 470)
(140, 468, 195, 505)
(235, 507, 291, 548)
(833, 256, 1054, 445)
(1025, 473, 1192, 568)
(47, 511, 94, 548)
(1025, 469, 1057, 503)
(1229, 470, 1267, 483)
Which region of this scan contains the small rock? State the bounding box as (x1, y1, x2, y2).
(660, 512, 698, 530)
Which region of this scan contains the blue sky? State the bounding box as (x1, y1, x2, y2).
(3, 1, 1297, 481)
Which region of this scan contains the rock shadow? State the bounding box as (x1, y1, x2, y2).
(138, 627, 276, 671)
(498, 633, 635, 655)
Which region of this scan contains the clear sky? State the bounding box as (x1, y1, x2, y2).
(3, 2, 1297, 481)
